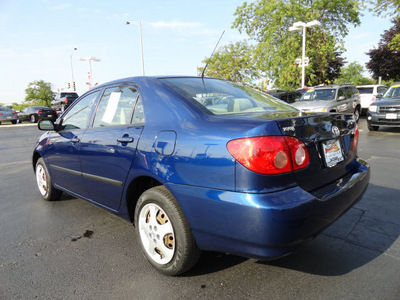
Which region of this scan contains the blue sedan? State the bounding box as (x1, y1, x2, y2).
(33, 76, 370, 275)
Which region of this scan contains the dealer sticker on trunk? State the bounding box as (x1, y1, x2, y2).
(322, 139, 344, 167)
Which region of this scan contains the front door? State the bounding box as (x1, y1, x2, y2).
(79, 85, 145, 210)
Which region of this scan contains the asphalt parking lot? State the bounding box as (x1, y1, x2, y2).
(0, 119, 399, 299)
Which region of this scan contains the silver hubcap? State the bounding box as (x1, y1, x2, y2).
(36, 164, 48, 196)
(138, 203, 175, 265)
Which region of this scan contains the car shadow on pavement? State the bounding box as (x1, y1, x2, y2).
(260, 183, 400, 276)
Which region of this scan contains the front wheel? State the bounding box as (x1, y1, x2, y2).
(367, 123, 379, 131)
(135, 186, 201, 276)
(35, 158, 63, 201)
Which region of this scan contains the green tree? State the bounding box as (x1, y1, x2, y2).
(25, 80, 54, 107)
(201, 41, 260, 85)
(231, 0, 362, 89)
(334, 61, 374, 85)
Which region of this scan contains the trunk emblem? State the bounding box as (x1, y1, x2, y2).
(332, 126, 340, 137)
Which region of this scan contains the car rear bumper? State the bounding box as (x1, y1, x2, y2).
(166, 158, 370, 259)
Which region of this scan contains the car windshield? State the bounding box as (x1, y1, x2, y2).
(383, 85, 400, 100)
(159, 78, 298, 115)
(357, 87, 373, 94)
(0, 107, 12, 111)
(299, 88, 336, 101)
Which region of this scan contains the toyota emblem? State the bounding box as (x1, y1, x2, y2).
(332, 126, 340, 137)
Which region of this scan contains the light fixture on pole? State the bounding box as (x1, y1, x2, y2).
(126, 20, 145, 76)
(289, 20, 321, 88)
(78, 56, 101, 89)
(70, 48, 77, 91)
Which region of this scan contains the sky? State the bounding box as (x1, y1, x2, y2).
(0, 0, 394, 105)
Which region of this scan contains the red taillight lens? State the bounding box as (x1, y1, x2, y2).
(12, 111, 17, 115)
(227, 136, 309, 175)
(64, 98, 68, 103)
(37, 110, 42, 114)
(352, 124, 359, 151)
(0, 113, 3, 115)
(54, 110, 57, 114)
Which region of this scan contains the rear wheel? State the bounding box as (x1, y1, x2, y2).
(35, 158, 63, 201)
(11, 120, 17, 124)
(135, 186, 201, 276)
(30, 114, 37, 123)
(367, 123, 379, 131)
(354, 107, 360, 122)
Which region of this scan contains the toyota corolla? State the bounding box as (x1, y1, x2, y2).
(33, 76, 370, 275)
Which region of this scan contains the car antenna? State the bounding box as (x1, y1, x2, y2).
(201, 30, 225, 78)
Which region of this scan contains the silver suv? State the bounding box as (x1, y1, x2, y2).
(292, 85, 361, 121)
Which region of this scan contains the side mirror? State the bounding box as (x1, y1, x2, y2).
(376, 93, 383, 99)
(38, 120, 56, 131)
(338, 96, 346, 101)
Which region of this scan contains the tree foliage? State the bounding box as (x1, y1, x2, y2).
(366, 18, 400, 81)
(334, 61, 374, 85)
(201, 41, 260, 84)
(231, 0, 362, 89)
(25, 80, 54, 107)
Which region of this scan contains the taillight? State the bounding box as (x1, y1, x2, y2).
(227, 136, 310, 175)
(371, 95, 376, 102)
(54, 110, 57, 114)
(64, 98, 68, 103)
(352, 124, 359, 151)
(12, 111, 17, 115)
(0, 113, 3, 115)
(37, 110, 42, 114)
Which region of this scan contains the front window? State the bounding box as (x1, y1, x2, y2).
(383, 85, 400, 100)
(61, 91, 99, 130)
(160, 78, 297, 115)
(299, 89, 336, 101)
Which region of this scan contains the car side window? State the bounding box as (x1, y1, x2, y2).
(132, 96, 145, 124)
(92, 85, 138, 128)
(337, 88, 346, 99)
(61, 91, 99, 131)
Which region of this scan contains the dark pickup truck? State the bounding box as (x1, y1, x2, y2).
(50, 92, 79, 112)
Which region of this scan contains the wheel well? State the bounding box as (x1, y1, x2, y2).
(126, 176, 162, 224)
(32, 152, 41, 172)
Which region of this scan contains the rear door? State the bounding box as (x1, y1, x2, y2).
(79, 84, 145, 210)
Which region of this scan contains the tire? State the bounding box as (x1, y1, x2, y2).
(367, 123, 379, 131)
(30, 114, 37, 123)
(35, 158, 63, 201)
(354, 107, 360, 122)
(135, 186, 201, 276)
(11, 120, 17, 124)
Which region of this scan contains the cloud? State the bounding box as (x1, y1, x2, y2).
(51, 3, 70, 11)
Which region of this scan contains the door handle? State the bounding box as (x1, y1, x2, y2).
(117, 137, 134, 144)
(70, 137, 80, 143)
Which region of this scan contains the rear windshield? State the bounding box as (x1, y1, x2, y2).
(60, 93, 78, 98)
(357, 87, 373, 94)
(159, 78, 297, 115)
(0, 107, 12, 111)
(300, 88, 336, 101)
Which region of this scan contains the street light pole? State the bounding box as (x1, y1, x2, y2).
(70, 48, 77, 91)
(126, 20, 145, 76)
(289, 20, 321, 88)
(78, 56, 101, 89)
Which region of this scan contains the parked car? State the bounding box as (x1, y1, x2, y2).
(356, 85, 388, 114)
(33, 76, 370, 276)
(292, 84, 362, 121)
(0, 107, 18, 125)
(51, 92, 79, 112)
(367, 82, 400, 131)
(265, 89, 302, 103)
(18, 106, 58, 123)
